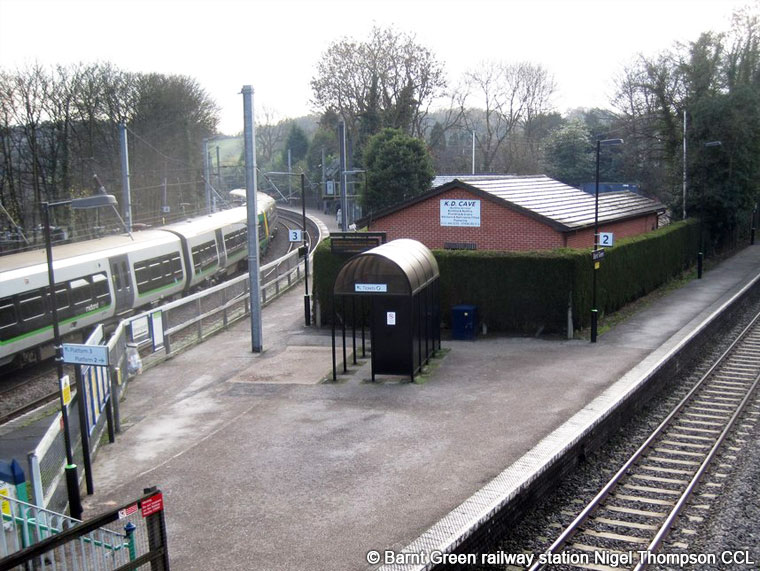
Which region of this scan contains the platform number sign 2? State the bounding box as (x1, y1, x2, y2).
(597, 232, 614, 247)
(289, 229, 303, 242)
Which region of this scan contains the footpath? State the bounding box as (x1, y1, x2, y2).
(72, 222, 760, 570)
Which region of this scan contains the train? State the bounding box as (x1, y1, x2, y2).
(0, 192, 277, 367)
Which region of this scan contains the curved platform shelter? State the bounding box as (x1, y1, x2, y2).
(332, 239, 441, 382)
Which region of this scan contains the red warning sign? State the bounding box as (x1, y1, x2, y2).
(118, 503, 138, 519)
(141, 492, 164, 517)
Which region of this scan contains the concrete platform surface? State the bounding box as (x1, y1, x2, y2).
(79, 244, 760, 571)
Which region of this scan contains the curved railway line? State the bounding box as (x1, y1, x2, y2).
(0, 208, 319, 425)
(528, 310, 760, 570)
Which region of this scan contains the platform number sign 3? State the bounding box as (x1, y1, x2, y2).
(289, 229, 303, 242)
(597, 232, 614, 247)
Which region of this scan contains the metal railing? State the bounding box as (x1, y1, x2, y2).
(23, 212, 327, 517)
(1, 488, 168, 570)
(126, 235, 311, 368)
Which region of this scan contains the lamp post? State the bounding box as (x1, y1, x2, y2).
(41, 193, 119, 520)
(265, 171, 312, 326)
(300, 173, 311, 326)
(698, 141, 723, 279)
(591, 138, 624, 343)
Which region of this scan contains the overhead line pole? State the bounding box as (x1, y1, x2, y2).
(242, 85, 263, 352)
(118, 124, 132, 233)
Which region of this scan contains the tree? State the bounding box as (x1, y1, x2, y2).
(460, 60, 555, 172)
(284, 123, 309, 164)
(608, 3, 760, 246)
(543, 120, 594, 187)
(362, 128, 434, 213)
(688, 86, 760, 240)
(310, 25, 446, 149)
(0, 63, 220, 238)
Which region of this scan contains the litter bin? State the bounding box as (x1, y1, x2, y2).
(452, 305, 477, 340)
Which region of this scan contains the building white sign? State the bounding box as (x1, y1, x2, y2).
(440, 199, 481, 227)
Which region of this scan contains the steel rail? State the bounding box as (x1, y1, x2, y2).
(528, 308, 760, 571)
(633, 371, 760, 570)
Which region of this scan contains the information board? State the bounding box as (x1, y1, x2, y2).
(440, 199, 481, 227)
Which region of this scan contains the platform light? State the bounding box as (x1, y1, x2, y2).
(591, 138, 624, 344)
(265, 171, 314, 326)
(697, 141, 723, 278)
(41, 193, 120, 520)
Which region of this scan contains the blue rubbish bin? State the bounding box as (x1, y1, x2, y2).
(452, 305, 477, 340)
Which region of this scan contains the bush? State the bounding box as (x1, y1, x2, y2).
(313, 220, 701, 334)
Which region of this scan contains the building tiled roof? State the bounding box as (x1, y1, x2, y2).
(468, 176, 664, 230)
(358, 175, 665, 232)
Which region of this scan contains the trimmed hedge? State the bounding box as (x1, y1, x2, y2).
(313, 220, 701, 334)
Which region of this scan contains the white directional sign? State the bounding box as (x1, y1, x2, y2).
(288, 229, 303, 242)
(62, 343, 109, 366)
(355, 283, 388, 293)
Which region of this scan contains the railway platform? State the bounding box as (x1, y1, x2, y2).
(71, 235, 760, 571)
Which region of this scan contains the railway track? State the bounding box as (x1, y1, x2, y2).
(528, 310, 760, 570)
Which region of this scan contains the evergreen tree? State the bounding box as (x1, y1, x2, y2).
(362, 128, 434, 213)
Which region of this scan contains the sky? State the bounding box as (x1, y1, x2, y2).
(0, 0, 753, 135)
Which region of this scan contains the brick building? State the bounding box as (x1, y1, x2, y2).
(356, 175, 665, 251)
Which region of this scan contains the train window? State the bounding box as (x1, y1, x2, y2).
(149, 261, 163, 281)
(55, 285, 69, 311)
(192, 240, 217, 274)
(135, 263, 150, 290)
(0, 299, 16, 330)
(224, 228, 247, 256)
(135, 252, 183, 294)
(92, 273, 110, 303)
(71, 278, 92, 306)
(19, 292, 46, 321)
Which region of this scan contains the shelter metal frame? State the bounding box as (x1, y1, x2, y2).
(331, 239, 441, 383)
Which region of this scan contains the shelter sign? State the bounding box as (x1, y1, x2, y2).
(440, 199, 481, 227)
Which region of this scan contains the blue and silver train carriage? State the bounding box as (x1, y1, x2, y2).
(0, 193, 277, 367)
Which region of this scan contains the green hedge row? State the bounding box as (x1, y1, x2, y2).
(313, 220, 701, 334)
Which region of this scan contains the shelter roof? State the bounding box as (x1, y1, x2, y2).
(333, 239, 439, 296)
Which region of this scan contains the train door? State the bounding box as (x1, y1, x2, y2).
(109, 255, 133, 313)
